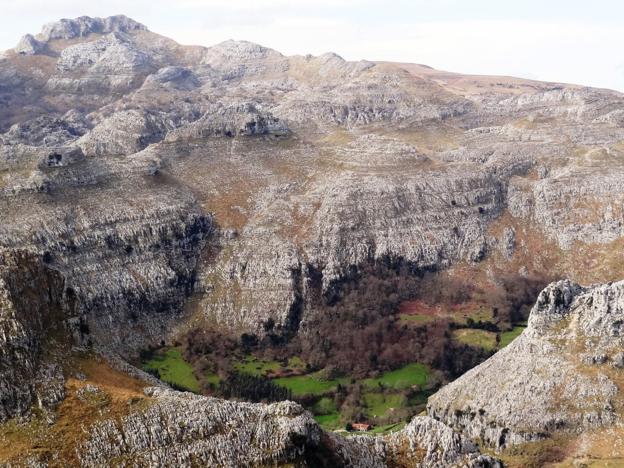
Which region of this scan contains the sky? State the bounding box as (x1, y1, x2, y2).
(1, 0, 624, 92)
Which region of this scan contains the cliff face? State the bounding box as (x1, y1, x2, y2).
(0, 249, 70, 422)
(428, 280, 624, 449)
(78, 388, 323, 467)
(0, 156, 214, 354)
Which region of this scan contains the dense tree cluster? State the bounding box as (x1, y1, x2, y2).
(275, 259, 546, 377)
(181, 327, 239, 388)
(283, 260, 427, 376)
(219, 372, 292, 402)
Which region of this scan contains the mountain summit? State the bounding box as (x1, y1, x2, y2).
(14, 15, 147, 55)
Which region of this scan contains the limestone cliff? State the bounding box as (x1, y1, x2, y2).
(0, 249, 70, 422)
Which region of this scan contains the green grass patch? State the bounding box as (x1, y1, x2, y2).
(399, 314, 436, 325)
(274, 374, 346, 397)
(204, 372, 221, 386)
(363, 392, 407, 418)
(458, 307, 493, 325)
(363, 363, 429, 390)
(407, 391, 429, 407)
(235, 355, 307, 377)
(312, 397, 337, 415)
(452, 329, 497, 351)
(500, 326, 526, 347)
(142, 348, 200, 393)
(234, 357, 282, 377)
(314, 412, 341, 428)
(311, 394, 341, 430)
(286, 356, 306, 370)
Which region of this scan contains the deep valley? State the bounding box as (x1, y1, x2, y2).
(2, 14, 624, 467)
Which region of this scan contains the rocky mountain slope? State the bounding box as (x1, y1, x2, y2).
(428, 279, 624, 464)
(77, 387, 498, 467)
(2, 14, 624, 466)
(3, 15, 624, 341)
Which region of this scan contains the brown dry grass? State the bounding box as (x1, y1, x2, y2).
(384, 125, 462, 156)
(315, 128, 355, 147)
(398, 298, 493, 325)
(496, 428, 624, 468)
(8, 53, 57, 77)
(552, 427, 624, 467)
(485, 211, 624, 285)
(493, 435, 575, 468)
(165, 157, 264, 231)
(0, 354, 148, 466)
(275, 199, 322, 245)
(202, 184, 258, 231)
(511, 115, 558, 130)
(394, 61, 559, 97)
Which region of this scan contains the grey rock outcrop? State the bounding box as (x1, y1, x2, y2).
(384, 416, 501, 467)
(77, 109, 166, 156)
(78, 387, 322, 467)
(145, 66, 200, 90)
(14, 34, 44, 56)
(56, 32, 153, 74)
(38, 15, 147, 43)
(427, 279, 624, 448)
(77, 387, 499, 467)
(333, 416, 502, 467)
(0, 145, 215, 354)
(165, 102, 289, 142)
(1, 112, 89, 147)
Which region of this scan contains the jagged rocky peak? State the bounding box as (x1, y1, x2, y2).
(317, 51, 346, 64)
(13, 15, 147, 55)
(311, 51, 376, 75)
(55, 31, 153, 73)
(201, 39, 288, 79)
(39, 14, 147, 42)
(14, 33, 44, 55)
